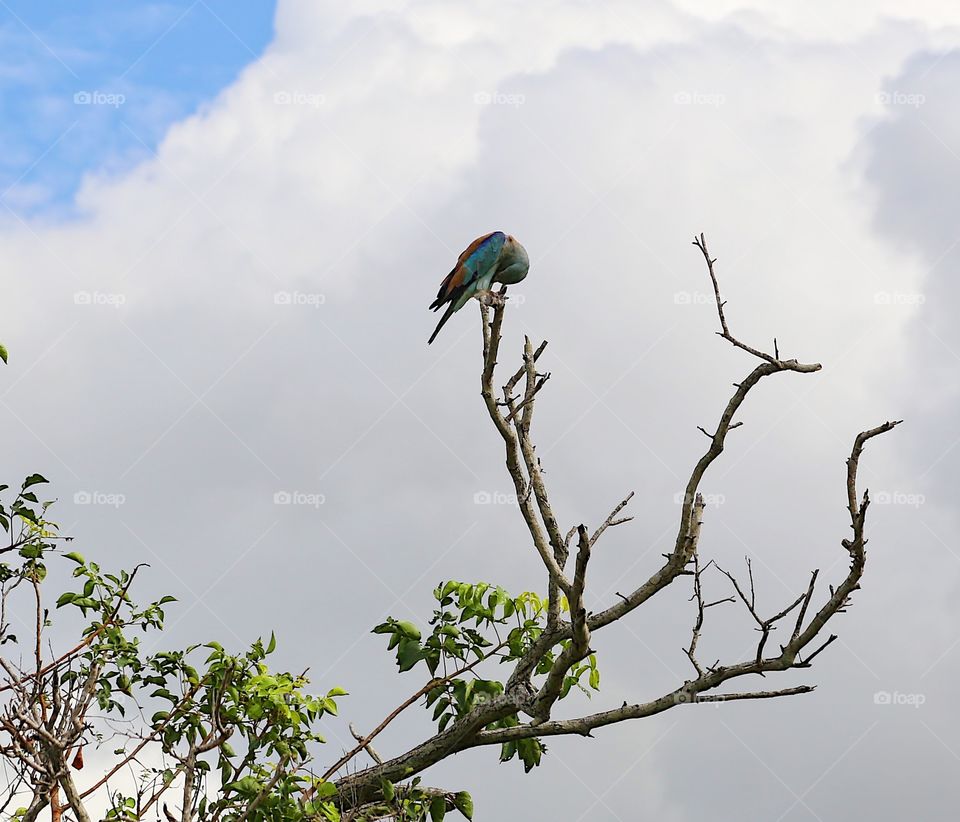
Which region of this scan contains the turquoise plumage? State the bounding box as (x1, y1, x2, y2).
(428, 231, 530, 344)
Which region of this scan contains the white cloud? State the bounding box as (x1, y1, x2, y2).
(1, 2, 957, 818)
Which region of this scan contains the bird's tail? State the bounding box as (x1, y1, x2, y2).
(428, 303, 456, 345)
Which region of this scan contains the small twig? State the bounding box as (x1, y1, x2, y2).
(349, 723, 383, 765)
(589, 492, 635, 545)
(691, 686, 814, 703)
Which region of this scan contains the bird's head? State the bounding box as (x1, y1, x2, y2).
(503, 234, 529, 269)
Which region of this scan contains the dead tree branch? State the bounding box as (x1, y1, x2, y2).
(326, 237, 899, 817)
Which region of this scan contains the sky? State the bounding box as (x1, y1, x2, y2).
(1, 1, 958, 819)
(0, 1, 275, 214)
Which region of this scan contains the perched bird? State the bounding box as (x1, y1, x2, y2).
(428, 231, 529, 344)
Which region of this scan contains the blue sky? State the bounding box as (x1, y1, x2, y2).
(0, 1, 275, 215)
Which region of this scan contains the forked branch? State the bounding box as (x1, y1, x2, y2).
(326, 236, 899, 817)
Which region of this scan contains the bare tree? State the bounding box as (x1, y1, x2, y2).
(325, 235, 900, 817)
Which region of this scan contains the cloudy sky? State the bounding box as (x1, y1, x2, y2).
(1, 1, 958, 819)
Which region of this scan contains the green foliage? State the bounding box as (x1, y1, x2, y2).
(348, 777, 473, 822)
(0, 477, 603, 819)
(375, 580, 602, 775)
(0, 477, 347, 822)
(0, 472, 54, 550)
(0, 336, 608, 820)
(0, 334, 601, 816)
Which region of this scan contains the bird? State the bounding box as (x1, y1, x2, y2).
(428, 231, 529, 344)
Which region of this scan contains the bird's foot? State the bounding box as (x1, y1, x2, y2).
(477, 289, 507, 307)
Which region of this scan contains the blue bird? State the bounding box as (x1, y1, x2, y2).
(428, 231, 530, 344)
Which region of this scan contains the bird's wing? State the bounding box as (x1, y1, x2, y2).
(429, 231, 506, 310)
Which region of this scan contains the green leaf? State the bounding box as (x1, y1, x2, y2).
(396, 637, 422, 672)
(430, 796, 447, 821)
(380, 777, 395, 803)
(453, 791, 473, 819)
(22, 474, 47, 489)
(225, 776, 261, 797)
(517, 738, 544, 772)
(266, 631, 277, 654)
(432, 697, 451, 721)
(395, 620, 421, 640)
(326, 686, 348, 697)
(63, 551, 85, 565)
(0, 343, 7, 364)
